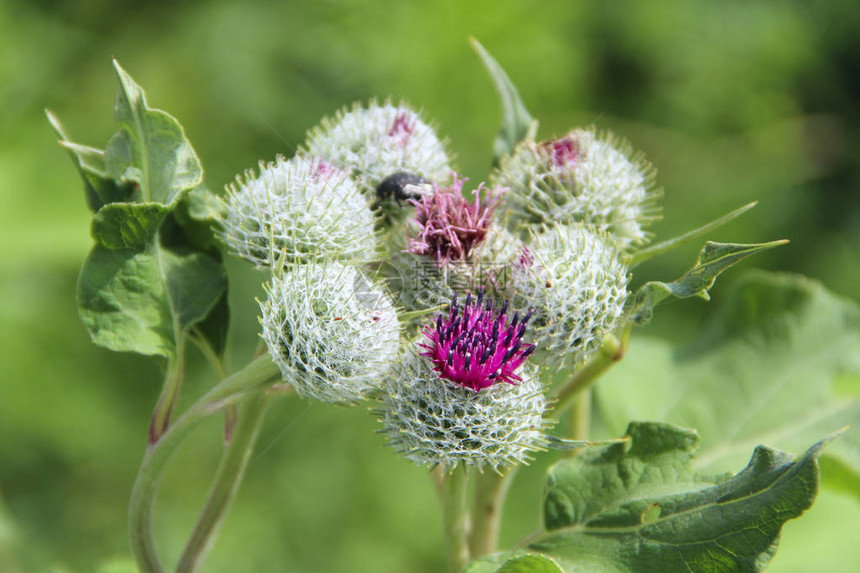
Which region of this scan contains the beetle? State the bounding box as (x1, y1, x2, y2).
(375, 171, 433, 203)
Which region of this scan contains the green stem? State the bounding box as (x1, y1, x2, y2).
(552, 325, 632, 413)
(441, 466, 471, 573)
(175, 392, 269, 573)
(189, 330, 228, 381)
(469, 468, 516, 557)
(149, 336, 187, 444)
(129, 354, 280, 573)
(566, 388, 592, 455)
(189, 329, 236, 444)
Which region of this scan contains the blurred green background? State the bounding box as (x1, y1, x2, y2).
(1, 1, 859, 572)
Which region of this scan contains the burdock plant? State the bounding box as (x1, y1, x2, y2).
(46, 37, 854, 573)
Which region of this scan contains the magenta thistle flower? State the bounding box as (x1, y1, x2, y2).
(406, 175, 501, 266)
(419, 290, 535, 392)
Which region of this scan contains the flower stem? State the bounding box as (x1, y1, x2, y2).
(175, 391, 269, 573)
(149, 335, 187, 445)
(469, 468, 516, 557)
(189, 330, 236, 444)
(441, 466, 471, 573)
(566, 388, 592, 454)
(129, 354, 280, 573)
(552, 324, 632, 413)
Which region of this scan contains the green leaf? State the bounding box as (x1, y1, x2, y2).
(169, 184, 226, 253)
(630, 201, 758, 266)
(627, 240, 788, 325)
(183, 183, 227, 223)
(46, 109, 133, 211)
(470, 38, 537, 164)
(104, 59, 203, 205)
(598, 271, 860, 496)
(465, 553, 565, 573)
(77, 243, 226, 357)
(160, 193, 230, 358)
(189, 287, 230, 359)
(65, 60, 229, 359)
(468, 422, 829, 573)
(91, 202, 169, 250)
(543, 423, 707, 532)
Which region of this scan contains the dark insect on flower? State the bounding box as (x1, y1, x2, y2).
(419, 289, 535, 392)
(376, 171, 432, 203)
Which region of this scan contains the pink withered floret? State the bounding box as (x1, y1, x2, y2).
(406, 175, 501, 266)
(547, 136, 579, 169)
(388, 112, 415, 143)
(419, 290, 535, 392)
(517, 246, 535, 269)
(311, 157, 340, 181)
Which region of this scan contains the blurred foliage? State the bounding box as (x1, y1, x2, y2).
(1, 0, 858, 572)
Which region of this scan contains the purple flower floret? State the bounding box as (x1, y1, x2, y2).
(387, 112, 415, 142)
(406, 174, 501, 266)
(545, 136, 579, 169)
(420, 290, 535, 392)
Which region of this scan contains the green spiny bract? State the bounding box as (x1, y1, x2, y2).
(379, 346, 550, 473)
(304, 100, 451, 198)
(219, 155, 376, 267)
(492, 128, 661, 249)
(395, 221, 522, 317)
(511, 223, 629, 368)
(260, 263, 400, 405)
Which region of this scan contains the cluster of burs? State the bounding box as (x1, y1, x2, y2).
(219, 101, 660, 472)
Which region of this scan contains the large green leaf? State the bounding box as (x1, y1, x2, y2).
(64, 60, 229, 359)
(598, 272, 860, 491)
(77, 242, 226, 357)
(104, 59, 203, 204)
(468, 422, 831, 573)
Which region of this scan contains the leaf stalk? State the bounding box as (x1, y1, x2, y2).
(129, 354, 280, 573)
(175, 391, 269, 573)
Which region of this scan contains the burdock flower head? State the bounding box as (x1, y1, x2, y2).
(380, 290, 550, 472)
(304, 100, 451, 196)
(511, 223, 629, 368)
(493, 128, 660, 249)
(419, 290, 534, 392)
(219, 155, 376, 267)
(260, 262, 401, 405)
(406, 175, 502, 266)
